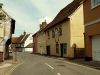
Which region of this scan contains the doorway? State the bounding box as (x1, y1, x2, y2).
(46, 46, 50, 56)
(60, 43, 67, 57)
(60, 44, 64, 57)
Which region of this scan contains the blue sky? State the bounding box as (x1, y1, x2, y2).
(1, 0, 73, 36)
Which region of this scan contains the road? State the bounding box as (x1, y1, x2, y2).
(11, 52, 100, 75)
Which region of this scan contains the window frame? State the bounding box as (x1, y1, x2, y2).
(58, 26, 62, 36)
(63, 43, 67, 54)
(91, 0, 100, 9)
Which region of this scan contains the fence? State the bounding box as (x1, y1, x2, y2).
(74, 48, 85, 58)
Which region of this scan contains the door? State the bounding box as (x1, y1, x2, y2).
(92, 35, 100, 61)
(60, 44, 64, 57)
(46, 46, 50, 56)
(60, 43, 67, 57)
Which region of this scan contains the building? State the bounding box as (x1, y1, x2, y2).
(0, 4, 15, 62)
(83, 0, 100, 61)
(32, 21, 47, 54)
(24, 34, 33, 48)
(11, 37, 19, 50)
(15, 32, 30, 52)
(24, 34, 33, 53)
(11, 37, 18, 45)
(37, 21, 47, 55)
(32, 33, 38, 54)
(25, 43, 33, 53)
(44, 0, 84, 58)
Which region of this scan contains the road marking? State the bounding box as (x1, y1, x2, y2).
(45, 63, 54, 70)
(57, 73, 61, 75)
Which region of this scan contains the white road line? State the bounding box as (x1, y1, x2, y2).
(57, 73, 61, 75)
(45, 63, 54, 70)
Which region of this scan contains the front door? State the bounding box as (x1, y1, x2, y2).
(60, 44, 64, 57)
(60, 43, 67, 57)
(46, 46, 50, 56)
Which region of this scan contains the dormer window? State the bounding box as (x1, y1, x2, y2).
(91, 0, 100, 8)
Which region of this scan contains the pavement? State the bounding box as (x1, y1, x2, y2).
(0, 53, 22, 75)
(67, 58, 100, 70)
(45, 55, 100, 70)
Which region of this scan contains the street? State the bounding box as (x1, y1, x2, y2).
(11, 53, 100, 75)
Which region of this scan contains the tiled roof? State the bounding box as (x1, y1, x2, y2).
(11, 37, 19, 44)
(44, 0, 83, 31)
(17, 35, 24, 43)
(20, 34, 30, 43)
(12, 34, 30, 44)
(26, 43, 33, 48)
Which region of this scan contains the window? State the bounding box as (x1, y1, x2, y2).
(55, 28, 59, 36)
(59, 26, 62, 36)
(63, 43, 67, 54)
(56, 43, 59, 53)
(52, 29, 55, 38)
(91, 0, 100, 8)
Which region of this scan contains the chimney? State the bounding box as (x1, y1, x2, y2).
(23, 31, 26, 35)
(40, 19, 47, 30)
(42, 20, 47, 26)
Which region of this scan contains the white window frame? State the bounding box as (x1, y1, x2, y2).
(91, 0, 100, 9)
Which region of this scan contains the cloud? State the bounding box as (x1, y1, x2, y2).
(31, 0, 73, 18)
(1, 0, 40, 35)
(39, 17, 52, 24)
(1, 0, 73, 35)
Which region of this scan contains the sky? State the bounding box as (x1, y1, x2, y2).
(1, 0, 73, 36)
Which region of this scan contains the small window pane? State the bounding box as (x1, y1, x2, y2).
(63, 43, 67, 54)
(92, 0, 100, 8)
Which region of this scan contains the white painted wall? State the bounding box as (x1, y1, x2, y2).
(0, 9, 12, 52)
(24, 34, 33, 47)
(24, 48, 33, 53)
